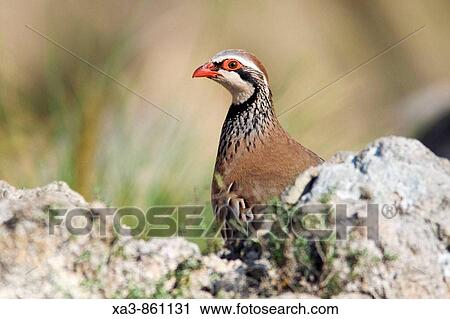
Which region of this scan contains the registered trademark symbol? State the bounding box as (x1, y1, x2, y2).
(381, 204, 398, 219)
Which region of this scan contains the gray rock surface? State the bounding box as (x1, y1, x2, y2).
(0, 181, 248, 298)
(0, 136, 449, 298)
(283, 136, 450, 298)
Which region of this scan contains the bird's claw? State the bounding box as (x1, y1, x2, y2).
(214, 182, 254, 224)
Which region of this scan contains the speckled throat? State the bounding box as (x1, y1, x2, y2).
(217, 86, 279, 162)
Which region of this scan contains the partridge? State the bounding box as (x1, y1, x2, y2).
(193, 49, 323, 243)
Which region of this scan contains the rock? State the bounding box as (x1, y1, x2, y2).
(283, 136, 450, 298)
(0, 181, 249, 298)
(0, 136, 449, 298)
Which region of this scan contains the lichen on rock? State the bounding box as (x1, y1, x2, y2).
(282, 136, 450, 298)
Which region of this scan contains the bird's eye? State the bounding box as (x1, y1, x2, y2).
(223, 59, 241, 71)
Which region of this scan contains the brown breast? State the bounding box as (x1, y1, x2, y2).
(212, 125, 323, 208)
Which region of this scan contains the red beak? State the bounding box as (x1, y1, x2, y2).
(192, 62, 219, 78)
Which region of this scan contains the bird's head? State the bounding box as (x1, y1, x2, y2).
(192, 49, 270, 105)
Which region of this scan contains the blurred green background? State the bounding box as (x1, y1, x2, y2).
(1, 0, 450, 209)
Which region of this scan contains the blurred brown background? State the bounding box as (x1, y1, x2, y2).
(1, 0, 449, 207)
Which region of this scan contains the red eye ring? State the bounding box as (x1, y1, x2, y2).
(223, 59, 241, 71)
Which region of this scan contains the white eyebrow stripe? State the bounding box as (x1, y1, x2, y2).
(211, 52, 268, 86)
(211, 53, 261, 74)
